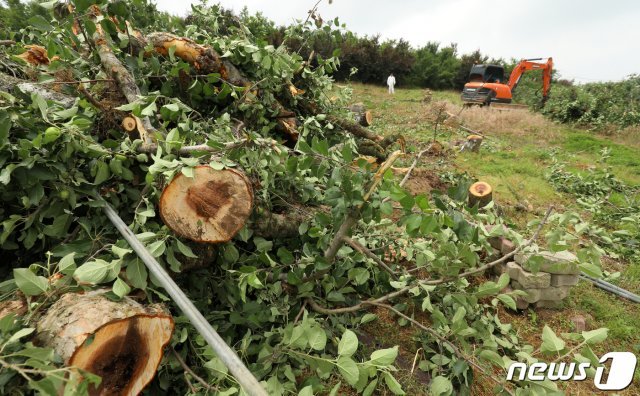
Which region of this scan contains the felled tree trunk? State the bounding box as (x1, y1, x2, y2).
(348, 103, 372, 127)
(327, 115, 383, 143)
(0, 298, 27, 318)
(159, 166, 254, 243)
(252, 208, 312, 238)
(0, 72, 76, 108)
(90, 14, 158, 145)
(468, 181, 493, 207)
(129, 32, 250, 88)
(35, 291, 174, 396)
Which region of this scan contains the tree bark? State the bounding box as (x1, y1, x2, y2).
(159, 166, 254, 243)
(35, 290, 173, 396)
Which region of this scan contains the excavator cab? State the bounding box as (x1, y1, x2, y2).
(468, 65, 505, 84)
(461, 64, 511, 105)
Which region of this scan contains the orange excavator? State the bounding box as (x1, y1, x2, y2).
(461, 57, 553, 106)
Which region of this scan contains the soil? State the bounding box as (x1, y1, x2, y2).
(403, 169, 449, 196)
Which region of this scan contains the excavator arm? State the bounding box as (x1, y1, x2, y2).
(507, 57, 553, 101)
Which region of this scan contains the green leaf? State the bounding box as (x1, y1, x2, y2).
(362, 379, 377, 396)
(306, 326, 327, 351)
(176, 239, 197, 258)
(383, 372, 405, 395)
(579, 262, 602, 278)
(58, 253, 76, 275)
(147, 240, 166, 258)
(289, 325, 307, 349)
(277, 247, 294, 265)
(582, 328, 608, 344)
(111, 245, 132, 259)
(369, 346, 398, 366)
(94, 161, 110, 185)
(14, 346, 54, 361)
(329, 382, 342, 396)
(112, 278, 131, 298)
(7, 327, 35, 344)
(253, 237, 273, 252)
(336, 356, 359, 385)
(338, 329, 358, 357)
(541, 325, 565, 353)
(497, 294, 517, 310)
(496, 273, 510, 289)
(0, 111, 9, 146)
(0, 164, 16, 185)
(298, 385, 313, 396)
(74, 259, 110, 284)
(28, 15, 52, 31)
(452, 306, 466, 324)
(126, 259, 148, 290)
(13, 268, 48, 296)
(429, 376, 453, 396)
(478, 349, 505, 368)
(223, 244, 239, 263)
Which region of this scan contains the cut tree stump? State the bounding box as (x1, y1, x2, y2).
(122, 116, 137, 133)
(35, 291, 174, 396)
(159, 166, 253, 243)
(468, 181, 493, 207)
(461, 134, 483, 153)
(348, 103, 373, 127)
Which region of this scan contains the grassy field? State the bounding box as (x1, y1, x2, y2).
(348, 83, 640, 395)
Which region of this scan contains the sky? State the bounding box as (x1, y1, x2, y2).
(153, 0, 640, 83)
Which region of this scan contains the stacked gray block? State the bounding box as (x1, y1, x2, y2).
(508, 251, 579, 310)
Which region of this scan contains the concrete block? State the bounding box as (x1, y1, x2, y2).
(488, 236, 503, 251)
(511, 280, 541, 303)
(550, 274, 579, 287)
(516, 251, 580, 275)
(501, 239, 516, 255)
(491, 262, 507, 276)
(506, 262, 551, 289)
(538, 285, 570, 301)
(487, 225, 509, 250)
(511, 281, 570, 303)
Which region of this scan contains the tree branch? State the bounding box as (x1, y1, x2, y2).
(171, 347, 218, 392)
(343, 237, 398, 280)
(308, 206, 554, 314)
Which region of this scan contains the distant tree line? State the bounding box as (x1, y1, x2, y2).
(3, 1, 637, 129)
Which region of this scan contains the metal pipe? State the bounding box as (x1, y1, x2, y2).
(580, 274, 640, 303)
(586, 278, 639, 302)
(102, 201, 268, 396)
(590, 278, 637, 297)
(581, 273, 639, 298)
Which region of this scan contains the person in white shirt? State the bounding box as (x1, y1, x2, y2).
(387, 73, 396, 94)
